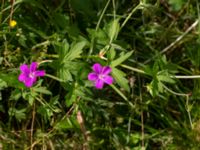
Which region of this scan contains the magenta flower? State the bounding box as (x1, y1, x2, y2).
(18, 62, 45, 88)
(88, 63, 114, 89)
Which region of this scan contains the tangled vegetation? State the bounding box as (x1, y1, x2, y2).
(1, 0, 200, 149)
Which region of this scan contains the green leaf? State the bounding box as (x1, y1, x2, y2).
(111, 51, 133, 67)
(10, 89, 22, 101)
(169, 0, 184, 11)
(33, 87, 52, 95)
(0, 72, 24, 88)
(56, 39, 69, 62)
(9, 108, 26, 122)
(158, 81, 164, 93)
(87, 28, 109, 45)
(144, 65, 153, 76)
(147, 79, 159, 97)
(58, 64, 73, 82)
(112, 68, 130, 92)
(55, 116, 78, 130)
(0, 78, 7, 90)
(65, 91, 77, 107)
(157, 71, 175, 84)
(107, 19, 120, 41)
(64, 41, 87, 61)
(157, 74, 175, 84)
(107, 47, 116, 61)
(65, 84, 79, 107)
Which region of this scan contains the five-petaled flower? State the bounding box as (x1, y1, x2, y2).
(88, 63, 114, 89)
(18, 62, 45, 88)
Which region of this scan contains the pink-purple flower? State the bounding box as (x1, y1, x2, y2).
(18, 62, 45, 88)
(88, 63, 114, 89)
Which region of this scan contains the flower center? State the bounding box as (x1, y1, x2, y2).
(29, 72, 35, 78)
(98, 74, 104, 80)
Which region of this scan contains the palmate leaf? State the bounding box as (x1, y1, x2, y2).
(87, 28, 109, 45)
(58, 64, 73, 82)
(0, 72, 24, 88)
(157, 70, 175, 83)
(56, 40, 87, 82)
(64, 41, 87, 61)
(147, 70, 176, 97)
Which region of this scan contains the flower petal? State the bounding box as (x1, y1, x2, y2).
(102, 66, 112, 75)
(18, 73, 27, 82)
(88, 73, 98, 81)
(95, 79, 104, 89)
(103, 75, 113, 85)
(35, 70, 45, 77)
(92, 63, 102, 74)
(30, 62, 38, 72)
(24, 78, 35, 87)
(20, 64, 29, 74)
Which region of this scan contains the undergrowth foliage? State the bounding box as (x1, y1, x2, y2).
(0, 0, 200, 149)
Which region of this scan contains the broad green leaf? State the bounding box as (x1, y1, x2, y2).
(64, 41, 87, 61)
(87, 28, 109, 45)
(157, 71, 175, 84)
(157, 74, 175, 84)
(111, 51, 133, 67)
(58, 65, 73, 82)
(112, 68, 130, 92)
(0, 72, 24, 88)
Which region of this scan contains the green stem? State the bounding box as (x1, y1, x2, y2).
(45, 74, 65, 82)
(171, 75, 200, 79)
(110, 84, 134, 109)
(2, 0, 22, 13)
(38, 60, 53, 65)
(32, 40, 50, 50)
(120, 64, 145, 74)
(163, 85, 189, 97)
(96, 0, 111, 31)
(120, 64, 200, 79)
(185, 95, 193, 129)
(88, 0, 111, 58)
(120, 3, 141, 30)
